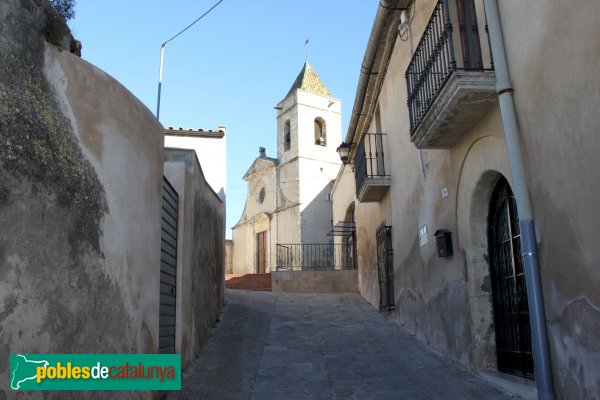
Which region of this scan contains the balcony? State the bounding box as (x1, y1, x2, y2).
(405, 0, 496, 149)
(355, 133, 390, 202)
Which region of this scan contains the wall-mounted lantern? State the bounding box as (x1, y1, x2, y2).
(336, 141, 351, 164)
(434, 229, 453, 257)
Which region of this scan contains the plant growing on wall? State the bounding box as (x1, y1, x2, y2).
(49, 0, 76, 21)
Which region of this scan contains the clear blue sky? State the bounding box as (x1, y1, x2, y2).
(70, 0, 377, 238)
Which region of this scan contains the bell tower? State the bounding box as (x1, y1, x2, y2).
(274, 62, 342, 244)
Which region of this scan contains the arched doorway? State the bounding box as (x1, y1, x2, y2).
(487, 176, 534, 378)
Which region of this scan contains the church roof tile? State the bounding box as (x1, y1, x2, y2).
(286, 62, 332, 98)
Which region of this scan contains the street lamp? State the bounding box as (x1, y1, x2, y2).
(336, 141, 351, 164)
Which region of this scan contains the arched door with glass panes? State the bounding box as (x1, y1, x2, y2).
(487, 177, 534, 378)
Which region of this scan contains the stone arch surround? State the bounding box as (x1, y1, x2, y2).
(456, 135, 513, 370)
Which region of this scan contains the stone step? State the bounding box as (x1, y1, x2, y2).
(225, 273, 272, 291)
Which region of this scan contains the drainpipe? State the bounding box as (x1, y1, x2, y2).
(483, 1, 555, 399)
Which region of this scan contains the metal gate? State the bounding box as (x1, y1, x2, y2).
(488, 177, 534, 378)
(376, 224, 394, 312)
(159, 177, 178, 354)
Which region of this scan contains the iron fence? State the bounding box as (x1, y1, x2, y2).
(275, 243, 356, 271)
(354, 133, 388, 196)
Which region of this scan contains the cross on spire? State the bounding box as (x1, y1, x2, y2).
(304, 35, 310, 61)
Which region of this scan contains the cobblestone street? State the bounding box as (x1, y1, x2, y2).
(169, 289, 510, 399)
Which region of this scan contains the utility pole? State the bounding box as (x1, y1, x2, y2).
(155, 0, 225, 121)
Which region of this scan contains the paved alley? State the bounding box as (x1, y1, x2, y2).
(169, 290, 510, 400)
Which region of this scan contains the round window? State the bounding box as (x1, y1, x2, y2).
(257, 187, 265, 204)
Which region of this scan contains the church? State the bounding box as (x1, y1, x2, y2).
(231, 62, 342, 274)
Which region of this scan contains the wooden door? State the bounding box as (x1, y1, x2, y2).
(456, 0, 483, 70)
(256, 231, 267, 274)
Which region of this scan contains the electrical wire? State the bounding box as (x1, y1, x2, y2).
(226, 171, 353, 198)
(398, 1, 415, 42)
(227, 170, 352, 192)
(163, 0, 225, 46)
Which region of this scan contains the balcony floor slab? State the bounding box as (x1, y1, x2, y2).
(412, 70, 497, 149)
(357, 176, 391, 203)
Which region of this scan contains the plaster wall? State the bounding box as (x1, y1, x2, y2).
(294, 91, 342, 165)
(497, 1, 600, 396)
(163, 149, 225, 369)
(274, 206, 300, 243)
(331, 165, 357, 228)
(354, 194, 393, 309)
(298, 158, 338, 213)
(225, 239, 233, 274)
(277, 92, 300, 164)
(231, 224, 248, 274)
(0, 1, 163, 398)
(164, 133, 226, 201)
(330, 165, 357, 265)
(298, 159, 337, 244)
(277, 158, 300, 207)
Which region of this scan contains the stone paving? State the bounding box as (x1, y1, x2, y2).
(169, 290, 511, 400)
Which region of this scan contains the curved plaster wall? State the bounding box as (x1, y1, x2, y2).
(457, 135, 512, 369)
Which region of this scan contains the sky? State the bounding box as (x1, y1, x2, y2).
(69, 0, 378, 238)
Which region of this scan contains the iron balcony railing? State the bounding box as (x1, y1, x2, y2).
(405, 0, 492, 136)
(275, 243, 356, 271)
(354, 133, 388, 196)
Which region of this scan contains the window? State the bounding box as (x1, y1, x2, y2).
(456, 0, 483, 70)
(284, 120, 291, 151)
(314, 118, 326, 146)
(257, 187, 265, 204)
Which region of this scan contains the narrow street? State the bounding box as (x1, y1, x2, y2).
(169, 290, 510, 400)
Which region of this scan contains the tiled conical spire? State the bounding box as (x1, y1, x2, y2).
(286, 62, 332, 98)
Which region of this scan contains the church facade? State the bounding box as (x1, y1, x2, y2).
(231, 63, 342, 274)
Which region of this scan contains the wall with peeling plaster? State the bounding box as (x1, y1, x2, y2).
(0, 1, 163, 398)
(334, 0, 600, 398)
